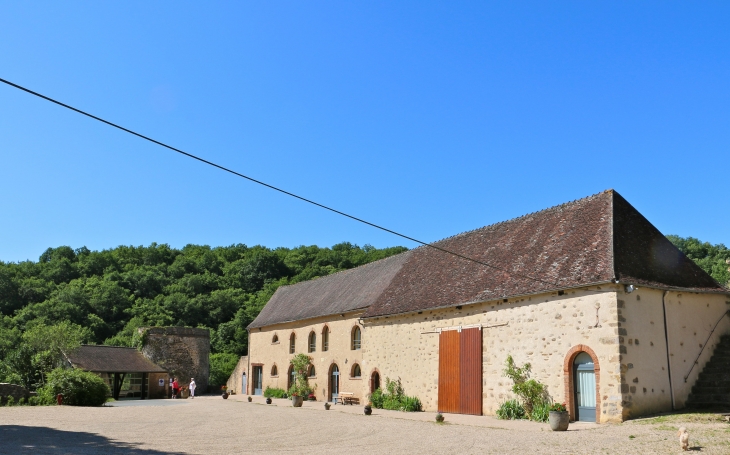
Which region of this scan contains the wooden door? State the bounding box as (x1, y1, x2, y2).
(438, 327, 482, 415)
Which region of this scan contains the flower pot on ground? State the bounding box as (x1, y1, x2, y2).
(364, 405, 372, 415)
(291, 395, 304, 407)
(247, 396, 252, 402)
(435, 413, 445, 423)
(266, 397, 272, 404)
(222, 392, 229, 399)
(548, 403, 569, 431)
(324, 402, 331, 410)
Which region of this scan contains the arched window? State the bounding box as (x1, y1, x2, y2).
(308, 364, 316, 378)
(322, 326, 329, 352)
(272, 334, 279, 344)
(288, 365, 295, 390)
(351, 363, 361, 378)
(271, 364, 278, 376)
(351, 326, 361, 350)
(308, 331, 316, 353)
(289, 333, 296, 354)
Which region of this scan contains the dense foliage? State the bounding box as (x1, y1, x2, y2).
(499, 355, 550, 422)
(36, 367, 110, 406)
(209, 353, 240, 388)
(668, 236, 730, 286)
(0, 242, 406, 390)
(288, 353, 314, 397)
(263, 386, 287, 398)
(368, 377, 422, 412)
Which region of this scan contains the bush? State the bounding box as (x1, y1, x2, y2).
(530, 401, 550, 422)
(263, 387, 287, 398)
(209, 353, 239, 388)
(496, 399, 526, 420)
(5, 396, 15, 406)
(502, 355, 549, 420)
(369, 377, 421, 412)
(36, 368, 110, 406)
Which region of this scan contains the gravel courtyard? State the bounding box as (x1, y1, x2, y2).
(1, 395, 729, 454)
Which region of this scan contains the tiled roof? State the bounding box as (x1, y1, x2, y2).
(248, 252, 412, 328)
(65, 345, 167, 373)
(249, 190, 728, 326)
(363, 190, 727, 318)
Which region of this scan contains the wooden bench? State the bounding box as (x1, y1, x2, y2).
(336, 392, 359, 405)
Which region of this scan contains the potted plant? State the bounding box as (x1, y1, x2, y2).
(221, 386, 229, 399)
(266, 397, 272, 404)
(324, 402, 331, 410)
(548, 402, 569, 431)
(288, 354, 313, 408)
(364, 402, 372, 415)
(307, 393, 316, 402)
(247, 396, 252, 402)
(435, 412, 445, 423)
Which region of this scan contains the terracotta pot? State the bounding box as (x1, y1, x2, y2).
(292, 396, 304, 407)
(548, 411, 569, 431)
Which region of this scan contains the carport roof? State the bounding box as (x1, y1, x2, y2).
(65, 345, 167, 373)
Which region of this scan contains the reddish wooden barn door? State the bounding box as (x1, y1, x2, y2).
(438, 329, 460, 413)
(459, 328, 482, 415)
(438, 327, 482, 415)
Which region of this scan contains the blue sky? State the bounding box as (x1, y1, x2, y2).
(1, 2, 728, 263)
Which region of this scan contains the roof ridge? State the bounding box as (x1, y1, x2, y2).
(81, 344, 136, 349)
(413, 189, 614, 248)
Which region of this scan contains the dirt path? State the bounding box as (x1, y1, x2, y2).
(1, 395, 728, 454)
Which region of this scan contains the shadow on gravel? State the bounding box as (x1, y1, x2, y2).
(0, 426, 187, 455)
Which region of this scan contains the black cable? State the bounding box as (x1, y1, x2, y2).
(0, 77, 595, 292)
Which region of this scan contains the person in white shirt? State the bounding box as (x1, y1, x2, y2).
(189, 378, 196, 399)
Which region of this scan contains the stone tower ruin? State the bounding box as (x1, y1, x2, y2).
(139, 327, 210, 393)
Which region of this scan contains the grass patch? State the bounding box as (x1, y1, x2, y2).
(636, 412, 726, 425)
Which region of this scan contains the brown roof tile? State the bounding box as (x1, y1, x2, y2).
(363, 190, 727, 318)
(248, 252, 411, 328)
(65, 345, 167, 373)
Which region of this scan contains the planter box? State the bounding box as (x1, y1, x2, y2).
(548, 411, 570, 431)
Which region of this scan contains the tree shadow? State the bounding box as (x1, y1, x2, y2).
(0, 426, 187, 454)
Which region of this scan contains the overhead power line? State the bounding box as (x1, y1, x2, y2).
(0, 77, 600, 293)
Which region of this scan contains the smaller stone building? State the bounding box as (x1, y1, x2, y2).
(139, 327, 210, 394)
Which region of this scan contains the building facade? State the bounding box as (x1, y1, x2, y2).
(242, 190, 730, 422)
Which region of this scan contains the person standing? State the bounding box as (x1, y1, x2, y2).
(172, 377, 180, 399)
(189, 378, 196, 399)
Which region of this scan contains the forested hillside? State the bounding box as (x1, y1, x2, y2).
(0, 242, 407, 389)
(667, 236, 730, 286)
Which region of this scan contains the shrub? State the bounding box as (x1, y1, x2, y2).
(496, 399, 526, 420)
(288, 354, 314, 397)
(369, 377, 421, 412)
(264, 387, 287, 398)
(369, 388, 384, 408)
(531, 401, 550, 422)
(36, 368, 110, 406)
(18, 397, 26, 406)
(502, 355, 549, 419)
(5, 396, 15, 406)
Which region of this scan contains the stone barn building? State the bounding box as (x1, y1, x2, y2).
(243, 190, 730, 423)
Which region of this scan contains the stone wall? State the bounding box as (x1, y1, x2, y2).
(248, 311, 365, 402)
(226, 356, 248, 395)
(0, 383, 30, 404)
(140, 327, 210, 393)
(363, 286, 624, 422)
(620, 287, 730, 417)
